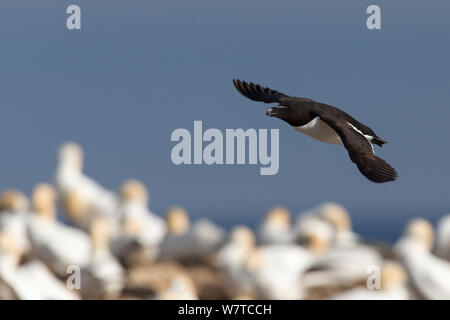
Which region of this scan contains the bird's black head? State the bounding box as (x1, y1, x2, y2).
(266, 98, 316, 127)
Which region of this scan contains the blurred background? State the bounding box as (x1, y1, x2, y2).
(0, 0, 449, 300)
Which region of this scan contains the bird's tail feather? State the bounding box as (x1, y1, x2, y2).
(361, 156, 397, 183)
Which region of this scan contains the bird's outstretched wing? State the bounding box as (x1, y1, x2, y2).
(318, 112, 397, 183)
(233, 79, 290, 103)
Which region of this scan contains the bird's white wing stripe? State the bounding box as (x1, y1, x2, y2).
(347, 122, 375, 154)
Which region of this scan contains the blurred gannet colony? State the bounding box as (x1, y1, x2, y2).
(0, 142, 449, 300)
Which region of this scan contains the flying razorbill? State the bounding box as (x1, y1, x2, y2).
(233, 79, 397, 183)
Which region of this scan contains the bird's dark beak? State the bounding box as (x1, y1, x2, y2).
(266, 106, 288, 117)
(266, 107, 274, 117)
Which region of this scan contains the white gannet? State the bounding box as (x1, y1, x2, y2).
(299, 204, 384, 295)
(159, 206, 226, 261)
(0, 231, 79, 300)
(293, 211, 334, 254)
(303, 244, 383, 295)
(81, 217, 125, 299)
(318, 202, 359, 246)
(435, 214, 450, 261)
(55, 142, 119, 231)
(154, 274, 198, 300)
(26, 183, 92, 277)
(246, 243, 316, 299)
(0, 230, 26, 299)
(112, 180, 166, 263)
(257, 206, 293, 244)
(0, 189, 30, 213)
(0, 190, 31, 258)
(330, 261, 410, 300)
(395, 218, 450, 300)
(217, 226, 256, 295)
(306, 245, 382, 280)
(247, 215, 336, 300)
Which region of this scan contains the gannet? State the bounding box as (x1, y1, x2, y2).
(395, 218, 450, 299)
(0, 190, 31, 258)
(435, 214, 450, 261)
(160, 206, 226, 261)
(80, 217, 125, 299)
(217, 226, 257, 296)
(0, 231, 79, 300)
(330, 261, 410, 300)
(257, 206, 293, 244)
(55, 142, 119, 231)
(26, 183, 91, 277)
(112, 179, 166, 264)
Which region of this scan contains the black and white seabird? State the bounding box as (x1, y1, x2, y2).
(233, 79, 397, 183)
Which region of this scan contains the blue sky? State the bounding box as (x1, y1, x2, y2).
(0, 1, 449, 241)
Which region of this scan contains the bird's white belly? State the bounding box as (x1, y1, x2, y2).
(293, 117, 342, 145)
